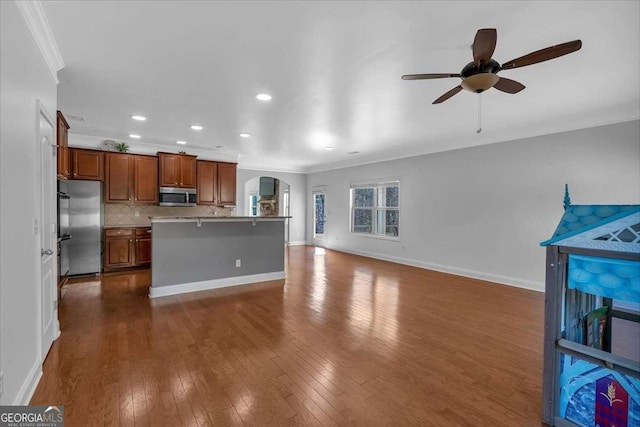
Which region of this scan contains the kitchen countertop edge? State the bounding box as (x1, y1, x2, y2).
(104, 225, 151, 229)
(151, 216, 291, 223)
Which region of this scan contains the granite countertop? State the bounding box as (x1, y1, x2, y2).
(150, 216, 291, 223)
(104, 224, 151, 229)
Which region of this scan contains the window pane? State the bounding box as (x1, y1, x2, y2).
(385, 209, 399, 236)
(375, 208, 399, 236)
(315, 194, 325, 234)
(353, 208, 372, 233)
(385, 185, 399, 207)
(353, 188, 374, 207)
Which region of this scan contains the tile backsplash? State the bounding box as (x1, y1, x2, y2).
(104, 204, 235, 226)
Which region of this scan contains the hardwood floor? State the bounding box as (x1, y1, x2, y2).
(32, 246, 546, 426)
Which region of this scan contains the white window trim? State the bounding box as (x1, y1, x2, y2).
(349, 181, 400, 241)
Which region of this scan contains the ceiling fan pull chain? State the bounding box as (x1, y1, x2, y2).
(477, 93, 482, 133)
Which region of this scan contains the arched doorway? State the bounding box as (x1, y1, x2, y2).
(244, 176, 291, 244)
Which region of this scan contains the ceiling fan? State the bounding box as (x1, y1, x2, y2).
(402, 29, 582, 104)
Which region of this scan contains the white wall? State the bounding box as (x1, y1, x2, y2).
(306, 121, 640, 291)
(0, 1, 58, 404)
(237, 169, 307, 245)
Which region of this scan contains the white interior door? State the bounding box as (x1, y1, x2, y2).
(38, 102, 58, 361)
(312, 190, 326, 247)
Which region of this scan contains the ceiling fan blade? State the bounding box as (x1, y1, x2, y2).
(402, 73, 461, 80)
(473, 28, 497, 64)
(493, 77, 526, 94)
(433, 86, 463, 104)
(500, 40, 582, 70)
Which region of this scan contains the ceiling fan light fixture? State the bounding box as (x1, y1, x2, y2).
(461, 73, 500, 93)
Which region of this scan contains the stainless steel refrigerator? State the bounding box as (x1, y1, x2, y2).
(67, 180, 103, 275)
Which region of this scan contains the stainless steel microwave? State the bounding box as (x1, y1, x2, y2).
(159, 187, 196, 207)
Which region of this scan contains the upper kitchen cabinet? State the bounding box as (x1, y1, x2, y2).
(56, 111, 70, 179)
(70, 148, 104, 181)
(133, 155, 158, 204)
(196, 160, 237, 206)
(105, 153, 158, 204)
(217, 162, 237, 206)
(158, 152, 197, 188)
(196, 160, 217, 205)
(105, 152, 133, 203)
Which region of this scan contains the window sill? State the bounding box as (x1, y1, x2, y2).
(350, 232, 400, 242)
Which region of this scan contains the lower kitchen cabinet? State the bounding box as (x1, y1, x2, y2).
(134, 227, 152, 266)
(104, 227, 151, 271)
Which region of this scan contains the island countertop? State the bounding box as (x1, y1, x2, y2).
(150, 216, 291, 223)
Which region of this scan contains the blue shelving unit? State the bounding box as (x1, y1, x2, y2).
(540, 187, 640, 427)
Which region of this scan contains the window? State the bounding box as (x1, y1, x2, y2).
(249, 193, 258, 216)
(350, 181, 399, 238)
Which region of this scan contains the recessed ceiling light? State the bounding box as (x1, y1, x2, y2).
(131, 115, 146, 121)
(324, 146, 334, 151)
(190, 125, 203, 130)
(129, 134, 141, 139)
(256, 93, 272, 101)
(239, 133, 251, 138)
(176, 140, 187, 145)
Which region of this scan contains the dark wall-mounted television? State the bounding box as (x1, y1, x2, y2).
(259, 177, 276, 196)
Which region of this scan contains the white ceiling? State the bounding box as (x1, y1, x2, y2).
(44, 1, 640, 173)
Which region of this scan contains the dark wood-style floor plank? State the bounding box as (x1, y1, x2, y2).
(31, 246, 546, 426)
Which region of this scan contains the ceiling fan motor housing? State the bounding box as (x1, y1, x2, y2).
(460, 59, 501, 93)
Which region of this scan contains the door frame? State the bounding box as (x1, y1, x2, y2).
(36, 99, 59, 363)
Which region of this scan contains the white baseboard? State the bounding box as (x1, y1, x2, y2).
(327, 245, 544, 292)
(287, 241, 307, 246)
(149, 271, 286, 298)
(13, 358, 42, 405)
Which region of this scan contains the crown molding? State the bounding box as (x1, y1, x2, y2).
(15, 0, 64, 83)
(304, 115, 640, 174)
(67, 132, 239, 163)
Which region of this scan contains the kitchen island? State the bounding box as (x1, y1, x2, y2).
(149, 216, 289, 298)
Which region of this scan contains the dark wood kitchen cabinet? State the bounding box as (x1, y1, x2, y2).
(70, 148, 104, 181)
(196, 160, 237, 206)
(105, 153, 158, 204)
(196, 160, 217, 204)
(56, 111, 70, 179)
(134, 228, 152, 266)
(133, 155, 158, 203)
(217, 162, 237, 205)
(104, 229, 135, 269)
(105, 152, 133, 203)
(104, 227, 151, 271)
(158, 152, 197, 188)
